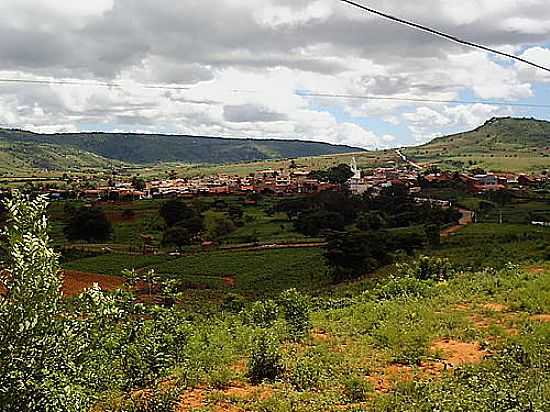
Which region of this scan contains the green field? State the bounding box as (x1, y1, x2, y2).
(150, 247, 329, 296)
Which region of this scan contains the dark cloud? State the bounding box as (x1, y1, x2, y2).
(224, 104, 288, 123)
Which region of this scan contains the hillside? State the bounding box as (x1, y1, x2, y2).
(0, 141, 121, 174)
(0, 129, 363, 170)
(403, 117, 550, 172)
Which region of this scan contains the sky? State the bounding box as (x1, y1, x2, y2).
(0, 0, 549, 149)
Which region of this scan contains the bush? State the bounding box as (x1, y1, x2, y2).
(343, 376, 372, 402)
(241, 300, 280, 328)
(288, 354, 324, 391)
(248, 332, 284, 384)
(376, 276, 432, 300)
(161, 225, 192, 249)
(221, 293, 247, 313)
(278, 289, 311, 339)
(398, 256, 454, 281)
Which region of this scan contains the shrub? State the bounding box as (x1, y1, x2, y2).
(376, 276, 432, 300)
(288, 353, 325, 391)
(221, 293, 247, 313)
(241, 300, 280, 328)
(398, 256, 454, 281)
(343, 376, 372, 402)
(248, 332, 284, 384)
(278, 289, 311, 339)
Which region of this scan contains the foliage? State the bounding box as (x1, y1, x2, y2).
(0, 193, 93, 410)
(293, 210, 345, 236)
(375, 276, 433, 300)
(343, 376, 372, 402)
(309, 163, 354, 186)
(279, 289, 311, 339)
(288, 352, 326, 391)
(248, 331, 284, 384)
(159, 199, 202, 232)
(64, 205, 113, 243)
(161, 225, 192, 249)
(241, 299, 280, 328)
(324, 230, 425, 282)
(206, 214, 236, 240)
(356, 211, 386, 231)
(131, 176, 146, 191)
(397, 256, 454, 281)
(424, 223, 441, 248)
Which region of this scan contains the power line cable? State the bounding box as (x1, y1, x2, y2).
(338, 0, 550, 74)
(0, 76, 548, 108)
(0, 77, 191, 90)
(232, 89, 550, 108)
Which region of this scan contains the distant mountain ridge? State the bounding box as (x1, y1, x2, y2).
(0, 129, 364, 170)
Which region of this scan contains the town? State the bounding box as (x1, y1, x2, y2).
(12, 155, 549, 203)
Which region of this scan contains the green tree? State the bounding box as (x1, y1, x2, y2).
(424, 224, 441, 248)
(324, 230, 393, 282)
(356, 211, 386, 231)
(64, 206, 113, 243)
(131, 176, 146, 191)
(160, 199, 198, 227)
(206, 215, 236, 241)
(0, 193, 94, 410)
(161, 225, 193, 249)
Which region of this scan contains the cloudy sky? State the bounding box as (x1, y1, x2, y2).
(0, 0, 549, 148)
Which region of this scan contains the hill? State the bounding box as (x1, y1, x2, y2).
(0, 129, 363, 170)
(403, 117, 550, 172)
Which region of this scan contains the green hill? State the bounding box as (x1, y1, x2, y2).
(0, 129, 363, 170)
(403, 117, 550, 172)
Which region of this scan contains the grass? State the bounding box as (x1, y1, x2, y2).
(149, 247, 330, 297)
(129, 264, 550, 412)
(432, 223, 550, 269)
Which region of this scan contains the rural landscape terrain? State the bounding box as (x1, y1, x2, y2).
(2, 0, 550, 410)
(1, 116, 549, 411)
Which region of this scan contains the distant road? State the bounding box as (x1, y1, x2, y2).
(396, 149, 424, 170)
(441, 209, 474, 238)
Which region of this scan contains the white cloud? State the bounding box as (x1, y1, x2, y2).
(0, 0, 549, 148)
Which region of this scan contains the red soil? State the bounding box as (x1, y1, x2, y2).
(62, 270, 126, 296)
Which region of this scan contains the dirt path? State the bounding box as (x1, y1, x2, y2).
(441, 208, 474, 238)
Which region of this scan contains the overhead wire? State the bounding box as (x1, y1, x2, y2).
(338, 0, 550, 74)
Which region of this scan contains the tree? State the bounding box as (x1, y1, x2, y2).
(161, 225, 192, 249)
(0, 193, 89, 409)
(159, 199, 197, 228)
(327, 164, 354, 186)
(424, 224, 441, 248)
(131, 176, 146, 191)
(64, 206, 113, 243)
(206, 215, 236, 240)
(228, 206, 244, 226)
(294, 210, 345, 236)
(356, 211, 386, 231)
(310, 164, 354, 186)
(324, 230, 393, 282)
